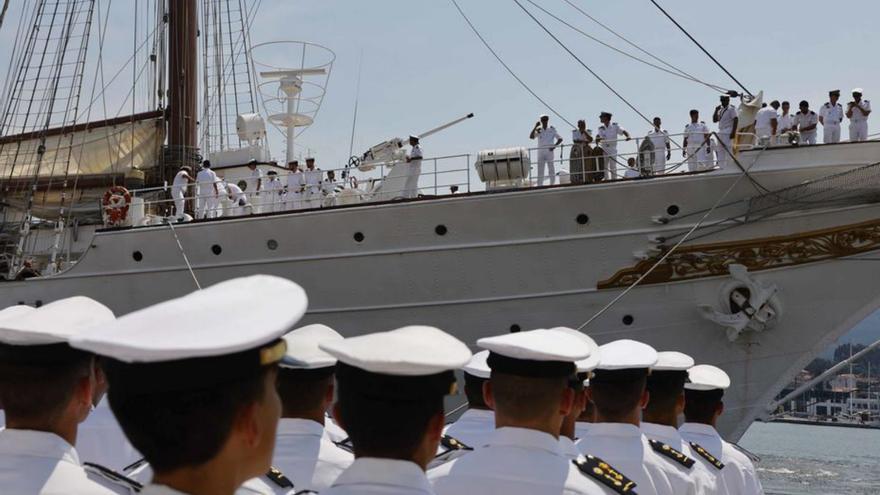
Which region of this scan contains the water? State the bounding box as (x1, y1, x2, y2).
(739, 421, 880, 494)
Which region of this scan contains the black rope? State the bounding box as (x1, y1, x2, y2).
(648, 0, 753, 98)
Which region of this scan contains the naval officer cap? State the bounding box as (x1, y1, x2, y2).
(591, 339, 658, 384)
(684, 364, 731, 391)
(852, 88, 864, 95)
(462, 349, 491, 379)
(477, 328, 593, 378)
(71, 275, 307, 393)
(652, 351, 694, 372)
(829, 89, 841, 96)
(280, 323, 343, 373)
(549, 327, 601, 373)
(320, 325, 471, 401)
(0, 297, 114, 365)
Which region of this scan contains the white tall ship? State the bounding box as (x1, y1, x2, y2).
(1, 0, 879, 441)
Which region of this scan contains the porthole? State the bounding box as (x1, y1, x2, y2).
(510, 324, 521, 333)
(435, 225, 448, 236)
(666, 205, 680, 216)
(132, 251, 143, 262)
(353, 232, 365, 243)
(35, 300, 43, 308)
(211, 244, 222, 255)
(267, 239, 278, 250)
(576, 213, 589, 225)
(622, 315, 634, 326)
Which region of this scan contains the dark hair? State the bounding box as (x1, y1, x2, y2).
(106, 366, 271, 473)
(645, 371, 687, 415)
(202, 160, 211, 168)
(0, 345, 92, 423)
(689, 109, 699, 115)
(336, 380, 444, 459)
(276, 368, 333, 417)
(799, 100, 809, 107)
(781, 101, 790, 106)
(490, 372, 567, 423)
(684, 389, 724, 424)
(588, 369, 647, 421)
(464, 373, 488, 409)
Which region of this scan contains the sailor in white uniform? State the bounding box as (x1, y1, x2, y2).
(794, 100, 819, 145)
(245, 159, 263, 213)
(777, 101, 795, 145)
(645, 117, 671, 175)
(442, 350, 495, 449)
(0, 297, 140, 494)
(819, 89, 844, 144)
(596, 111, 631, 179)
(683, 110, 710, 172)
(430, 328, 618, 495)
(170, 166, 193, 218)
(283, 161, 304, 211)
(553, 327, 600, 461)
(272, 324, 354, 492)
(322, 170, 339, 207)
(317, 325, 472, 495)
(303, 157, 323, 207)
(846, 88, 872, 141)
(195, 160, 219, 219)
(263, 170, 284, 213)
(754, 101, 779, 143)
(212, 175, 227, 218)
(641, 352, 724, 494)
(530, 115, 563, 186)
(70, 275, 309, 495)
(712, 94, 739, 168)
(225, 181, 250, 216)
(404, 136, 424, 198)
(679, 365, 765, 495)
(576, 339, 698, 495)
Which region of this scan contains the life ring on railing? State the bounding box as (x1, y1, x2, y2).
(102, 186, 131, 227)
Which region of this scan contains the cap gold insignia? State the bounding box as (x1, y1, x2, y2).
(260, 340, 287, 365)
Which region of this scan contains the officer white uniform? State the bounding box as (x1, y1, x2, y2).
(317, 326, 472, 495)
(646, 128, 670, 174)
(404, 138, 423, 198)
(679, 365, 765, 495)
(211, 177, 227, 218)
(303, 160, 323, 207)
(272, 324, 354, 492)
(754, 105, 778, 141)
(225, 182, 249, 216)
(263, 172, 284, 213)
(532, 118, 562, 186)
(641, 352, 725, 495)
(820, 92, 844, 144)
(245, 163, 264, 213)
(847, 89, 872, 142)
(195, 165, 218, 219)
(714, 99, 738, 168)
(683, 121, 710, 172)
(442, 350, 495, 449)
(778, 112, 795, 142)
(71, 275, 309, 495)
(430, 329, 614, 495)
(0, 297, 139, 494)
(576, 340, 697, 495)
(284, 167, 304, 211)
(597, 121, 628, 179)
(170, 168, 190, 217)
(794, 109, 819, 145)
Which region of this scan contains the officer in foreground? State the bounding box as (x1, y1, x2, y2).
(273, 324, 354, 491)
(442, 350, 495, 448)
(577, 339, 697, 495)
(430, 328, 619, 495)
(317, 325, 471, 494)
(641, 352, 724, 494)
(679, 365, 765, 495)
(819, 90, 844, 143)
(71, 275, 309, 495)
(0, 297, 138, 494)
(846, 88, 871, 141)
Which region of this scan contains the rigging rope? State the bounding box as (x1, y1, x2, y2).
(648, 0, 753, 98)
(165, 220, 202, 290)
(448, 0, 574, 128)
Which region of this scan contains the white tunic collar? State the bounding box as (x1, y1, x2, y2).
(456, 408, 494, 422)
(0, 429, 80, 466)
(641, 422, 680, 442)
(678, 422, 720, 438)
(488, 426, 562, 456)
(276, 417, 325, 438)
(585, 422, 642, 439)
(331, 457, 432, 493)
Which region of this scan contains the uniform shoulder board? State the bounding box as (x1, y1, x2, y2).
(265, 466, 294, 489)
(824, 102, 831, 107)
(689, 442, 725, 470)
(84, 462, 144, 493)
(122, 457, 147, 473)
(334, 437, 354, 453)
(648, 439, 695, 468)
(440, 434, 473, 452)
(810, 111, 816, 115)
(573, 455, 636, 494)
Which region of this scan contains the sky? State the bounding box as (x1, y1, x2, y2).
(1, 0, 878, 347)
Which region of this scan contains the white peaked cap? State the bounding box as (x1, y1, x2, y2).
(0, 297, 114, 346)
(319, 326, 471, 376)
(539, 114, 549, 119)
(595, 339, 658, 370)
(71, 275, 307, 363)
(0, 304, 35, 323)
(462, 350, 491, 379)
(685, 364, 731, 391)
(852, 88, 864, 94)
(280, 324, 344, 370)
(652, 351, 695, 371)
(548, 327, 601, 372)
(477, 328, 592, 362)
